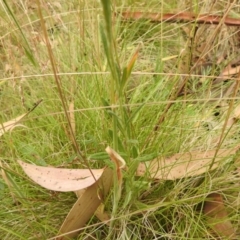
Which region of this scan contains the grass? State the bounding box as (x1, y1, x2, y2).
(1, 0, 240, 239)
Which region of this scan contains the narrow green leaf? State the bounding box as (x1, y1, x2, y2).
(23, 46, 37, 66)
(127, 103, 145, 124)
(101, 97, 110, 107)
(88, 152, 109, 160)
(0, 225, 26, 240)
(136, 153, 159, 162)
(107, 110, 125, 135)
(132, 145, 139, 158)
(108, 129, 124, 152)
(126, 46, 139, 76)
(99, 23, 110, 62)
(120, 67, 128, 92)
(100, 0, 112, 41)
(2, 0, 36, 66)
(120, 45, 140, 92)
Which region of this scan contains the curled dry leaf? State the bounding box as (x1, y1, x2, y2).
(0, 100, 41, 137)
(105, 146, 126, 169)
(105, 146, 125, 186)
(18, 160, 104, 192)
(203, 193, 236, 238)
(0, 114, 27, 137)
(56, 167, 113, 240)
(136, 146, 239, 180)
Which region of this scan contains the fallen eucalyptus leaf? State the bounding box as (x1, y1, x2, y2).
(56, 167, 113, 240)
(203, 193, 236, 238)
(74, 189, 86, 198)
(18, 160, 104, 192)
(221, 65, 240, 77)
(136, 146, 239, 180)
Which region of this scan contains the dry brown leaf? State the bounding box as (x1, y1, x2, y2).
(105, 146, 126, 169)
(69, 101, 75, 137)
(136, 146, 239, 180)
(94, 203, 111, 226)
(18, 160, 104, 192)
(215, 58, 240, 83)
(105, 146, 125, 183)
(203, 193, 236, 238)
(233, 104, 240, 120)
(0, 114, 27, 137)
(0, 100, 41, 137)
(74, 189, 86, 198)
(56, 167, 113, 240)
(221, 65, 240, 77)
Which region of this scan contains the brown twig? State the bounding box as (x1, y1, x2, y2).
(119, 12, 240, 26)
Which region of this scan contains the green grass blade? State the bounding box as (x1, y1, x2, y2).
(2, 0, 36, 66)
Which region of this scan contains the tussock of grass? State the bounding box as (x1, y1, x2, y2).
(1, 0, 240, 239)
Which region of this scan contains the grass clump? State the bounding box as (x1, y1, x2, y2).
(1, 0, 240, 239)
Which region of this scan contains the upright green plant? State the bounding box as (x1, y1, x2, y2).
(100, 0, 140, 149)
(100, 0, 141, 233)
(100, 0, 120, 150)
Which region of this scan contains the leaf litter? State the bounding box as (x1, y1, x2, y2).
(54, 147, 125, 239)
(136, 145, 240, 180)
(0, 101, 42, 204)
(18, 143, 240, 239)
(18, 160, 104, 192)
(0, 99, 42, 137)
(0, 114, 28, 137)
(56, 167, 113, 240)
(203, 193, 236, 239)
(3, 3, 240, 239)
(18, 147, 124, 239)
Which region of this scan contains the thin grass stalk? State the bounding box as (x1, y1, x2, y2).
(35, 0, 99, 183)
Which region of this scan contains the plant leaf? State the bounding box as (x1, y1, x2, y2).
(0, 101, 41, 137)
(95, 203, 111, 225)
(105, 146, 126, 170)
(56, 167, 113, 239)
(120, 45, 140, 92)
(233, 104, 240, 120)
(69, 101, 75, 137)
(0, 161, 17, 203)
(74, 189, 85, 198)
(136, 146, 239, 180)
(0, 114, 27, 137)
(18, 160, 104, 192)
(203, 193, 236, 238)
